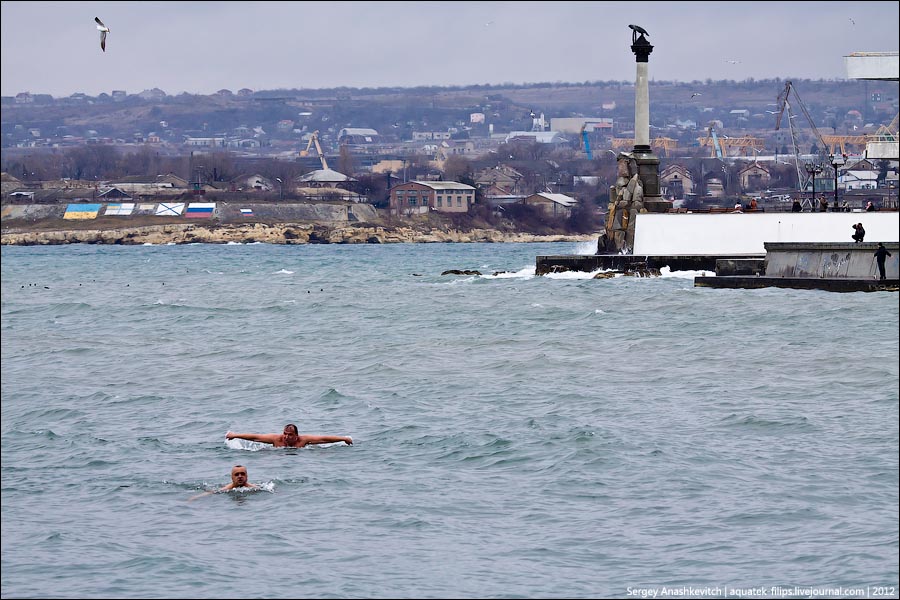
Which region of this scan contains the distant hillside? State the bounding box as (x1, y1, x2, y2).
(2, 79, 897, 150)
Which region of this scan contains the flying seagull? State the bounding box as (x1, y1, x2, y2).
(725, 59, 741, 64)
(690, 92, 702, 99)
(95, 17, 109, 52)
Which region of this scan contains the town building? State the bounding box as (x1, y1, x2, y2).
(389, 181, 475, 216)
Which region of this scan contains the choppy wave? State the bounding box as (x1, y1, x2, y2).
(1, 242, 897, 599)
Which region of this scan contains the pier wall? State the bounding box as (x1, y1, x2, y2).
(694, 242, 899, 292)
(633, 213, 900, 256)
(763, 242, 899, 279)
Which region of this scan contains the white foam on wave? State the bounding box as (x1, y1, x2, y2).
(658, 266, 715, 278)
(489, 266, 535, 279)
(153, 298, 188, 305)
(226, 438, 271, 451)
(444, 276, 478, 285)
(544, 268, 616, 280)
(572, 240, 599, 255)
(214, 482, 275, 495)
(440, 266, 537, 283)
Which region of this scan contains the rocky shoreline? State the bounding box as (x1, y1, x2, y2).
(0, 222, 600, 246)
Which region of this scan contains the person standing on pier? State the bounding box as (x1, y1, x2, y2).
(874, 243, 892, 280)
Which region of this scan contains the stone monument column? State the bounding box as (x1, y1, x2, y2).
(632, 28, 652, 152)
(629, 25, 667, 214)
(599, 26, 670, 255)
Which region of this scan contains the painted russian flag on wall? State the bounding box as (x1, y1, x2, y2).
(185, 202, 216, 218)
(240, 208, 254, 216)
(64, 203, 101, 220)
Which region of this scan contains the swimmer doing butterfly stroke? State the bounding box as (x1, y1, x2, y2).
(226, 423, 353, 448)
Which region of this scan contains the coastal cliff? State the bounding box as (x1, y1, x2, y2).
(0, 222, 599, 246)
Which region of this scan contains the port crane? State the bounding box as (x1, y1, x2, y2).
(697, 123, 764, 158)
(578, 121, 610, 160)
(774, 81, 829, 201)
(707, 124, 724, 158)
(610, 137, 677, 156)
(872, 111, 899, 143)
(581, 123, 593, 160)
(821, 134, 869, 156)
(300, 130, 329, 170)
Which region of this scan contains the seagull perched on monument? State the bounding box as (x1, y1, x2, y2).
(95, 17, 109, 52)
(628, 24, 648, 43)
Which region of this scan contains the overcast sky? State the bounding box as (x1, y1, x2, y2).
(2, 1, 898, 98)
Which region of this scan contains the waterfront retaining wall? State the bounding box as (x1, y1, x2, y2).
(763, 242, 899, 279)
(633, 212, 900, 256)
(1, 202, 379, 225)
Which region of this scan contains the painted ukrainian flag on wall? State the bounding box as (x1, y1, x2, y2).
(64, 204, 101, 220)
(185, 202, 216, 218)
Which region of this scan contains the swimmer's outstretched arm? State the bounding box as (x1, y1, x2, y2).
(300, 435, 353, 446)
(188, 490, 215, 502)
(225, 431, 281, 444)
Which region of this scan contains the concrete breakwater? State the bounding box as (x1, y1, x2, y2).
(0, 222, 598, 246)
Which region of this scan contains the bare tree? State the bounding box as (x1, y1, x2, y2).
(66, 145, 121, 180)
(201, 152, 238, 182)
(118, 146, 163, 177)
(442, 155, 471, 182)
(337, 145, 356, 176)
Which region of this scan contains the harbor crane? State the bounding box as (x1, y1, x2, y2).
(697, 125, 764, 158)
(300, 130, 329, 170)
(774, 81, 829, 200)
(579, 121, 608, 160)
(610, 136, 677, 156)
(706, 123, 724, 158)
(581, 123, 593, 160)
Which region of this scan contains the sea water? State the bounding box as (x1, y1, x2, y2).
(1, 242, 897, 599)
